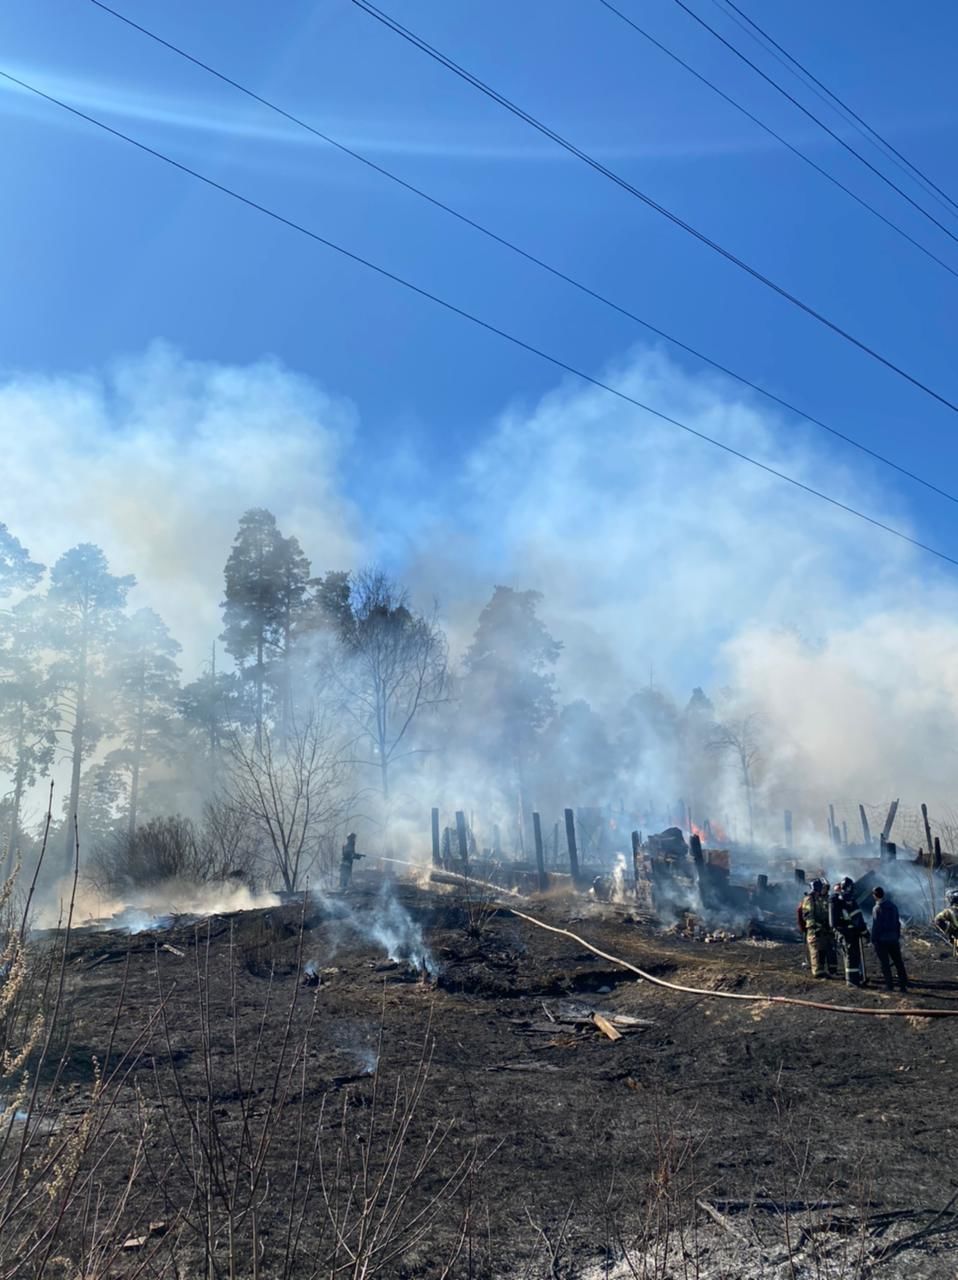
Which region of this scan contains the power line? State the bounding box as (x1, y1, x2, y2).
(347, 0, 958, 418)
(668, 0, 958, 251)
(715, 0, 958, 224)
(596, 0, 958, 283)
(83, 0, 958, 508)
(2, 65, 956, 570)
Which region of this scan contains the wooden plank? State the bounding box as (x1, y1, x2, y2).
(591, 1013, 622, 1041)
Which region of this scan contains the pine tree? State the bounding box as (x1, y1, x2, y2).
(46, 545, 134, 871)
(180, 643, 244, 761)
(221, 510, 311, 747)
(110, 607, 182, 836)
(0, 522, 43, 599)
(0, 597, 57, 869)
(461, 587, 561, 837)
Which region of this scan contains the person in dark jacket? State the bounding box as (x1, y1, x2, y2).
(339, 833, 364, 890)
(870, 886, 908, 992)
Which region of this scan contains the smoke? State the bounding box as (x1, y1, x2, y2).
(0, 342, 362, 673)
(5, 340, 958, 849)
(312, 885, 437, 976)
(36, 876, 280, 931)
(404, 348, 958, 835)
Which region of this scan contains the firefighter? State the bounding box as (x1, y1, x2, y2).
(934, 888, 958, 952)
(800, 878, 835, 978)
(339, 833, 364, 890)
(829, 877, 868, 987)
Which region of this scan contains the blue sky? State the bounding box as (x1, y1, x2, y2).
(3, 0, 958, 607)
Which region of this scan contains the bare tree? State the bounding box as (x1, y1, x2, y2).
(225, 706, 351, 892)
(197, 794, 262, 885)
(328, 570, 448, 801)
(709, 713, 763, 844)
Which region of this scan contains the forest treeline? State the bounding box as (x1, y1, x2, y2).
(0, 512, 756, 892)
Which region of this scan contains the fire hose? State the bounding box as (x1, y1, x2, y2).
(506, 908, 958, 1019)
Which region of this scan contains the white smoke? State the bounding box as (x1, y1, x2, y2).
(0, 342, 362, 673)
(4, 341, 957, 843)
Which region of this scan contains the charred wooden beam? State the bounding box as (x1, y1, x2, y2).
(431, 807, 441, 868)
(922, 803, 934, 864)
(881, 799, 899, 842)
(532, 811, 547, 892)
(564, 808, 581, 886)
(859, 805, 871, 846)
(455, 810, 469, 872)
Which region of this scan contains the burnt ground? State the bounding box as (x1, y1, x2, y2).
(13, 874, 958, 1279)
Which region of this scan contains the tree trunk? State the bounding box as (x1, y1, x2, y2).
(128, 658, 146, 838)
(255, 630, 264, 753)
(377, 678, 390, 800)
(64, 626, 88, 873)
(744, 773, 754, 845)
(4, 702, 26, 880)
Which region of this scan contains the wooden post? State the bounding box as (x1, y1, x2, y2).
(922, 804, 934, 864)
(564, 808, 580, 886)
(828, 805, 839, 846)
(881, 799, 899, 844)
(841, 820, 848, 847)
(431, 808, 441, 868)
(858, 805, 871, 846)
(532, 812, 547, 892)
(794, 868, 806, 884)
(631, 830, 641, 901)
(784, 810, 793, 848)
(934, 836, 943, 869)
(690, 833, 706, 902)
(455, 811, 469, 873)
(690, 832, 704, 867)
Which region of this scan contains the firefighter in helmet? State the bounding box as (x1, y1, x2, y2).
(339, 833, 364, 890)
(934, 888, 958, 952)
(800, 878, 836, 979)
(828, 876, 868, 987)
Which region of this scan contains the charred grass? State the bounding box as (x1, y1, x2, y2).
(2, 877, 958, 1278)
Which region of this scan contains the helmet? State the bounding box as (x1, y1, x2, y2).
(810, 878, 825, 894)
(947, 889, 958, 907)
(840, 876, 854, 894)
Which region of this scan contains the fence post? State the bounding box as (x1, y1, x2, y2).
(532, 812, 547, 892)
(455, 811, 469, 875)
(431, 808, 441, 868)
(564, 808, 580, 886)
